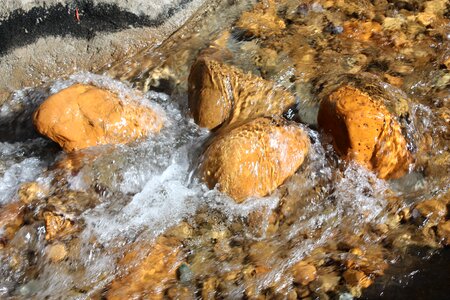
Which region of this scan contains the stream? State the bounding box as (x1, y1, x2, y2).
(0, 0, 449, 299)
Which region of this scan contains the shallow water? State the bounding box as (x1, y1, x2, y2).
(0, 0, 450, 299)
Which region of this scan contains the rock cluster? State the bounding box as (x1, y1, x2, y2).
(33, 84, 163, 152)
(188, 45, 309, 202)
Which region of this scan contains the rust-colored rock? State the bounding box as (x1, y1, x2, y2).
(292, 261, 317, 286)
(106, 236, 184, 300)
(33, 84, 163, 152)
(318, 85, 412, 179)
(18, 182, 47, 204)
(343, 270, 372, 289)
(188, 54, 295, 130)
(235, 0, 286, 38)
(437, 221, 450, 246)
(414, 199, 447, 227)
(46, 243, 68, 263)
(200, 117, 309, 202)
(44, 212, 76, 241)
(0, 202, 24, 242)
(342, 20, 382, 42)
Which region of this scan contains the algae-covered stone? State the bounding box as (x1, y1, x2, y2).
(318, 85, 412, 179)
(200, 117, 309, 202)
(33, 84, 163, 152)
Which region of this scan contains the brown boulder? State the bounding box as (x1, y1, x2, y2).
(188, 55, 295, 130)
(200, 117, 309, 202)
(318, 85, 412, 179)
(33, 84, 163, 152)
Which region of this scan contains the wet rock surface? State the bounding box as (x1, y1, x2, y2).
(33, 84, 163, 151)
(188, 50, 295, 130)
(200, 117, 309, 202)
(318, 85, 412, 179)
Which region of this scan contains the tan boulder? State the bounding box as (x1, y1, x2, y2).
(33, 84, 163, 152)
(200, 117, 309, 202)
(318, 85, 412, 179)
(188, 54, 295, 130)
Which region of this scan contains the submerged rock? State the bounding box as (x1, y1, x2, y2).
(33, 84, 163, 152)
(106, 236, 184, 300)
(188, 53, 295, 130)
(318, 85, 412, 179)
(0, 202, 24, 244)
(234, 0, 286, 39)
(200, 117, 309, 202)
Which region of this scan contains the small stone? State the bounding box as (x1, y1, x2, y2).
(343, 270, 372, 289)
(106, 236, 184, 299)
(414, 199, 447, 227)
(318, 85, 412, 179)
(47, 243, 68, 263)
(33, 84, 163, 152)
(200, 117, 309, 202)
(342, 20, 382, 41)
(292, 262, 317, 286)
(384, 74, 403, 87)
(188, 53, 295, 130)
(437, 221, 450, 245)
(417, 12, 436, 26)
(235, 0, 286, 38)
(43, 212, 76, 241)
(202, 277, 218, 300)
(383, 17, 405, 31)
(18, 182, 47, 204)
(0, 202, 24, 242)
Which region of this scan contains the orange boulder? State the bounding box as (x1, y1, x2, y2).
(200, 117, 309, 202)
(318, 85, 412, 179)
(188, 56, 295, 130)
(33, 84, 163, 151)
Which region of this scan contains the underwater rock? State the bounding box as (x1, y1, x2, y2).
(43, 212, 76, 241)
(292, 261, 317, 286)
(200, 117, 309, 202)
(343, 269, 372, 288)
(0, 202, 24, 243)
(46, 242, 67, 263)
(318, 85, 412, 179)
(33, 84, 163, 152)
(413, 199, 447, 227)
(106, 236, 184, 300)
(234, 0, 285, 39)
(18, 182, 47, 204)
(342, 20, 382, 42)
(437, 221, 450, 246)
(188, 52, 295, 130)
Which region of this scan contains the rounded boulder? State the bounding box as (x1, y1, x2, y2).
(33, 84, 163, 151)
(200, 117, 309, 203)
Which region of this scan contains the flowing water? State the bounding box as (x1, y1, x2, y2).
(0, 0, 449, 299)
